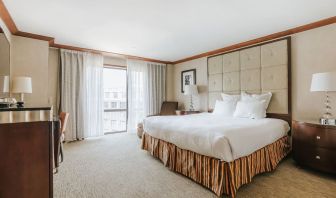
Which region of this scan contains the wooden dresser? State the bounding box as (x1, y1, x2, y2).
(292, 120, 336, 174)
(0, 107, 54, 198)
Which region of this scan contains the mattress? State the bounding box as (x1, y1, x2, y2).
(143, 113, 290, 162)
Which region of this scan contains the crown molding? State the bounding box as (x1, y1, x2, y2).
(172, 16, 336, 64)
(15, 31, 55, 44)
(0, 0, 17, 33)
(50, 43, 172, 64)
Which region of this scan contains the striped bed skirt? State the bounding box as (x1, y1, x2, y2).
(141, 132, 291, 197)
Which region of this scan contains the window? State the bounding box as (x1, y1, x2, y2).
(110, 102, 117, 109)
(103, 67, 127, 133)
(104, 102, 109, 109)
(120, 102, 126, 109)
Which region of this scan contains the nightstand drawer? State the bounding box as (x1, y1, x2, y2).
(293, 122, 336, 149)
(293, 146, 336, 174)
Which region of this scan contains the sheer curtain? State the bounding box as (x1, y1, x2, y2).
(60, 49, 104, 141)
(127, 59, 166, 133)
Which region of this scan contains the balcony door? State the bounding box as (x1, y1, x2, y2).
(103, 67, 127, 134)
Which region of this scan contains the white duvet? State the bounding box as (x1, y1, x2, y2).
(143, 113, 290, 162)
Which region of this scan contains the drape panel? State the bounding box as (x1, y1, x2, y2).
(127, 59, 166, 133)
(60, 49, 104, 141)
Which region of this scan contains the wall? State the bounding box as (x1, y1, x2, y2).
(166, 64, 175, 101)
(0, 33, 10, 98)
(291, 24, 336, 120)
(0, 33, 10, 76)
(10, 36, 49, 106)
(173, 57, 208, 111)
(48, 48, 60, 112)
(172, 23, 336, 120)
(103, 55, 127, 67)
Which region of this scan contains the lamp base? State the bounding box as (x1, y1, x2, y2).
(320, 118, 336, 125)
(189, 95, 195, 111)
(17, 101, 24, 108)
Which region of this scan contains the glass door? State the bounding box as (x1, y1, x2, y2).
(103, 67, 127, 134)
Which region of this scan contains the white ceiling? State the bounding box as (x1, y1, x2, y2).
(4, 0, 336, 62)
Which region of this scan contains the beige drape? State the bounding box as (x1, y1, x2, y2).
(127, 59, 166, 133)
(60, 49, 104, 141)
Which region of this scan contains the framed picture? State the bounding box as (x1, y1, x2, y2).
(181, 69, 196, 93)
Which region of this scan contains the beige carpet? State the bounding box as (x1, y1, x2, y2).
(54, 133, 336, 198)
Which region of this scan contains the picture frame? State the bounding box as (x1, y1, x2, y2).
(181, 69, 196, 93)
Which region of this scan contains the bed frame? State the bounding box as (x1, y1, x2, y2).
(142, 37, 292, 197)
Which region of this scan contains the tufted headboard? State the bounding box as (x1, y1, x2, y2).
(207, 37, 291, 124)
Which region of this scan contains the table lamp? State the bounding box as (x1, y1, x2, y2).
(11, 76, 32, 107)
(310, 72, 336, 125)
(184, 85, 198, 111)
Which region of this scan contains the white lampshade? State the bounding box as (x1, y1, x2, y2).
(310, 72, 336, 92)
(1, 76, 9, 93)
(11, 77, 32, 94)
(184, 85, 198, 95)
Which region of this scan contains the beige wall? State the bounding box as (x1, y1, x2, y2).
(166, 64, 175, 101)
(173, 57, 208, 111)
(291, 24, 336, 120)
(172, 24, 336, 120)
(103, 55, 127, 67)
(0, 33, 10, 76)
(10, 36, 50, 106)
(0, 33, 10, 98)
(48, 48, 60, 112)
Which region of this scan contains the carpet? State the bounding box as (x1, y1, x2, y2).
(54, 133, 336, 198)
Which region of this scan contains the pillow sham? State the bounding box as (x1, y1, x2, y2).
(213, 100, 237, 116)
(233, 100, 267, 119)
(241, 92, 272, 109)
(221, 93, 240, 102)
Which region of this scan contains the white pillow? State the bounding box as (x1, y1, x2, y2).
(213, 100, 237, 116)
(233, 100, 267, 119)
(221, 93, 240, 102)
(241, 92, 272, 109)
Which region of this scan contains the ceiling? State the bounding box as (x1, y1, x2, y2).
(3, 0, 336, 62)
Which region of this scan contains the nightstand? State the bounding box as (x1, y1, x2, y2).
(176, 110, 200, 115)
(292, 120, 336, 174)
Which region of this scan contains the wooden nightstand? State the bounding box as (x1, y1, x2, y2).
(292, 120, 336, 174)
(176, 110, 200, 115)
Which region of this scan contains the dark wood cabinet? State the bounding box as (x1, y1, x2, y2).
(292, 120, 336, 174)
(0, 106, 54, 198)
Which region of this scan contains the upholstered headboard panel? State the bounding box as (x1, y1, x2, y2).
(208, 37, 291, 120)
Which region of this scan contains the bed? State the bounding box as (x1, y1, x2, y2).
(141, 38, 292, 197)
(141, 114, 291, 197)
